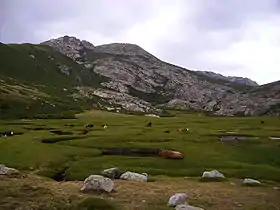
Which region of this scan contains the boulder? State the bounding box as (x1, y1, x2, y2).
(101, 167, 120, 179)
(243, 178, 261, 186)
(120, 171, 148, 182)
(0, 164, 20, 176)
(167, 193, 188, 207)
(175, 204, 204, 210)
(202, 170, 225, 180)
(81, 175, 114, 193)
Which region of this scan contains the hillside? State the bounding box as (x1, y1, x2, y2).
(0, 43, 109, 118)
(196, 71, 259, 86)
(1, 35, 280, 118)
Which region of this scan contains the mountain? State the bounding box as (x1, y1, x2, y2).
(196, 71, 259, 86)
(1, 35, 280, 118)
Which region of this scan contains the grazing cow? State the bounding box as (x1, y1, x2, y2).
(177, 128, 189, 133)
(158, 149, 184, 159)
(102, 124, 108, 129)
(79, 130, 90, 135)
(85, 124, 94, 128)
(261, 121, 264, 124)
(164, 130, 171, 133)
(147, 122, 152, 127)
(0, 131, 14, 137)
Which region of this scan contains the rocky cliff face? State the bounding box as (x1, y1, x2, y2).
(41, 36, 280, 116)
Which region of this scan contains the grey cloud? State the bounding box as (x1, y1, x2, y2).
(1, 0, 155, 43)
(1, 0, 280, 84)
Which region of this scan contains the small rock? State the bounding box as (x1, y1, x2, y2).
(243, 178, 261, 186)
(81, 175, 114, 193)
(0, 164, 20, 176)
(120, 171, 148, 182)
(230, 182, 236, 186)
(167, 193, 188, 207)
(101, 167, 120, 179)
(273, 186, 280, 191)
(202, 170, 225, 179)
(175, 204, 204, 210)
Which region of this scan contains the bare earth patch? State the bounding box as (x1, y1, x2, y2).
(1, 174, 279, 210)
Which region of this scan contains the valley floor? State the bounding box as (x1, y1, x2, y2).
(1, 173, 280, 210)
(1, 110, 280, 209)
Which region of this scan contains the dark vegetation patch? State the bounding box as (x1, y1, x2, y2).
(4, 122, 32, 125)
(25, 127, 55, 131)
(208, 133, 257, 138)
(128, 86, 170, 105)
(33, 112, 76, 119)
(50, 130, 74, 135)
(41, 136, 85, 143)
(101, 147, 160, 157)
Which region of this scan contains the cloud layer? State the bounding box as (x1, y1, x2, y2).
(1, 0, 280, 85)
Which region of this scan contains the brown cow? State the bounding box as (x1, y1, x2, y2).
(158, 149, 184, 159)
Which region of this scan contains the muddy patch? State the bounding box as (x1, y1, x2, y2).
(41, 136, 84, 143)
(50, 130, 73, 135)
(25, 127, 55, 131)
(4, 122, 32, 125)
(101, 148, 160, 157)
(123, 139, 172, 143)
(208, 133, 259, 145)
(64, 124, 77, 127)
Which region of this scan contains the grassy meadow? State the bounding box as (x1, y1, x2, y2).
(1, 110, 280, 182)
(1, 110, 280, 209)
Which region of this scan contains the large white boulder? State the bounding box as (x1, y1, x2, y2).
(243, 178, 261, 186)
(0, 164, 20, 176)
(202, 170, 225, 179)
(168, 193, 188, 207)
(81, 175, 114, 193)
(120, 171, 148, 182)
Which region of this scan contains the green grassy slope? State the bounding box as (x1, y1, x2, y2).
(0, 43, 109, 118)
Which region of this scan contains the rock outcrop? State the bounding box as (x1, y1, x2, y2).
(0, 164, 20, 176)
(120, 171, 148, 182)
(81, 175, 114, 193)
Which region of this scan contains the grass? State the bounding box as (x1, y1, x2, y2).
(0, 110, 280, 182)
(0, 110, 280, 209)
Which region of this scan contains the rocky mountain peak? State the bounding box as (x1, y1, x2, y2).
(94, 43, 155, 58)
(41, 36, 95, 62)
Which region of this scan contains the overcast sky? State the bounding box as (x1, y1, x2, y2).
(1, 0, 280, 85)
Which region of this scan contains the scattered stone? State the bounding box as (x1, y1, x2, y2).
(201, 170, 225, 181)
(167, 193, 188, 207)
(269, 136, 280, 140)
(101, 167, 120, 179)
(243, 178, 261, 186)
(29, 54, 35, 59)
(81, 175, 114, 193)
(175, 204, 204, 210)
(273, 186, 280, 191)
(120, 171, 148, 182)
(0, 164, 20, 176)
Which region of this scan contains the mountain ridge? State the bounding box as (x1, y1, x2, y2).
(1, 35, 280, 118)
